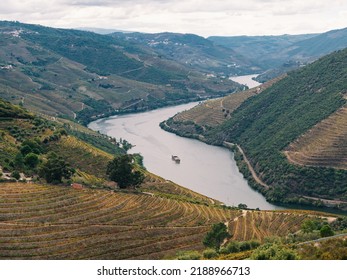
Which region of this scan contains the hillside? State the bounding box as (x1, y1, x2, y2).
(112, 32, 258, 75)
(209, 28, 347, 81)
(285, 105, 347, 170)
(164, 48, 347, 209)
(1, 182, 337, 260)
(163, 76, 284, 137)
(1, 98, 346, 260)
(208, 34, 316, 70)
(0, 21, 243, 124)
(209, 49, 347, 206)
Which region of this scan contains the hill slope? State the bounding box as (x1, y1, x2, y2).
(164, 49, 347, 209)
(0, 182, 330, 259)
(0, 97, 344, 260)
(0, 21, 243, 124)
(285, 104, 347, 170)
(209, 28, 347, 81)
(208, 34, 316, 70)
(164, 76, 284, 135)
(207, 49, 347, 206)
(112, 32, 258, 75)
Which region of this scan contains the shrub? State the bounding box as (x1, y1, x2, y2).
(250, 242, 298, 260)
(177, 251, 201, 260)
(39, 152, 74, 183)
(320, 225, 334, 237)
(203, 248, 218, 259)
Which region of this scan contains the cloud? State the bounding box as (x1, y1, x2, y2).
(0, 0, 346, 36)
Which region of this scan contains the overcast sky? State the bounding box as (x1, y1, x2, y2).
(0, 0, 346, 37)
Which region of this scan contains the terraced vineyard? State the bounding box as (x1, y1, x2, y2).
(285, 104, 347, 170)
(48, 135, 113, 178)
(140, 173, 218, 205)
(0, 182, 239, 259)
(0, 183, 330, 259)
(228, 211, 308, 241)
(172, 76, 284, 128)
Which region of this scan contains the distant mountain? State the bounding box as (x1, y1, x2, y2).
(286, 27, 347, 59)
(111, 32, 260, 75)
(209, 28, 347, 81)
(77, 27, 132, 35)
(0, 21, 243, 124)
(208, 34, 317, 69)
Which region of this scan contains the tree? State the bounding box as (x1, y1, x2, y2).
(301, 219, 319, 233)
(11, 170, 21, 180)
(106, 155, 144, 188)
(203, 222, 230, 250)
(14, 153, 25, 169)
(39, 152, 74, 183)
(320, 225, 334, 238)
(24, 153, 39, 168)
(20, 145, 32, 156)
(238, 203, 248, 209)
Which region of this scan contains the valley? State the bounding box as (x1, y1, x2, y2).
(1, 20, 347, 260)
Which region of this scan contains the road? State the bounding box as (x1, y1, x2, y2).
(223, 142, 270, 190)
(297, 232, 347, 246)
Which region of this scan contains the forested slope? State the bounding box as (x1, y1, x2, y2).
(207, 49, 347, 206)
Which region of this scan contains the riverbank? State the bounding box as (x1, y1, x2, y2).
(160, 119, 347, 213)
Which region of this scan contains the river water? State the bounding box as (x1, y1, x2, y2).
(89, 75, 281, 210)
(229, 74, 261, 89)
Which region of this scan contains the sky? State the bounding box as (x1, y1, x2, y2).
(0, 0, 346, 37)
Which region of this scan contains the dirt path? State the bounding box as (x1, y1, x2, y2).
(297, 232, 347, 246)
(302, 196, 347, 206)
(223, 142, 347, 207)
(224, 142, 270, 190)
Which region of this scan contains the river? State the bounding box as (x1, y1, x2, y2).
(89, 76, 281, 210)
(229, 74, 261, 88)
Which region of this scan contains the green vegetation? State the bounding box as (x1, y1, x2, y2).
(106, 155, 144, 188)
(320, 225, 334, 237)
(299, 239, 347, 260)
(0, 99, 33, 119)
(206, 48, 347, 206)
(39, 152, 74, 183)
(0, 21, 242, 123)
(203, 223, 230, 250)
(250, 241, 298, 260)
(0, 97, 125, 186)
(11, 170, 20, 180)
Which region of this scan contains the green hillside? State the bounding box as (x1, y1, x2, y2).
(112, 32, 257, 75)
(208, 34, 316, 70)
(1, 100, 346, 260)
(206, 49, 347, 207)
(0, 99, 33, 118)
(0, 21, 243, 124)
